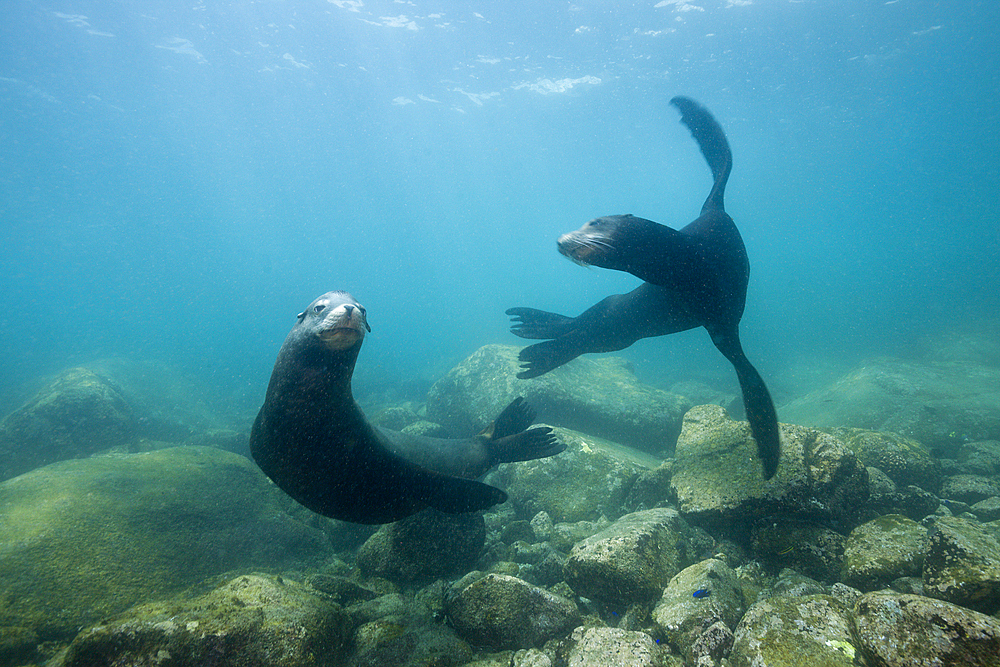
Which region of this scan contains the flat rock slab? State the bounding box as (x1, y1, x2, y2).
(427, 344, 691, 457)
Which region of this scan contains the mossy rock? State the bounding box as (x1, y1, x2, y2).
(0, 446, 330, 640)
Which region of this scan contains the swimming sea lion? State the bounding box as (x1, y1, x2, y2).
(506, 96, 780, 479)
(251, 291, 564, 524)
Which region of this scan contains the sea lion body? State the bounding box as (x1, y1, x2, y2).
(507, 97, 780, 479)
(251, 291, 562, 524)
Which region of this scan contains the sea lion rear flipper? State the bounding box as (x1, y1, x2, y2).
(484, 396, 535, 440)
(709, 327, 780, 479)
(507, 307, 576, 340)
(489, 426, 565, 464)
(670, 96, 732, 214)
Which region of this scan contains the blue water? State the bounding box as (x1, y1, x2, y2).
(2, 0, 998, 417)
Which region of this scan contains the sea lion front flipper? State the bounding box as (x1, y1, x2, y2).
(515, 338, 583, 380)
(418, 472, 509, 515)
(708, 327, 780, 479)
(507, 307, 576, 340)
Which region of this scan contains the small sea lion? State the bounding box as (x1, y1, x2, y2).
(506, 96, 780, 479)
(251, 291, 564, 524)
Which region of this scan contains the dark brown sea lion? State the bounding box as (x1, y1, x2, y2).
(251, 291, 564, 524)
(506, 97, 780, 479)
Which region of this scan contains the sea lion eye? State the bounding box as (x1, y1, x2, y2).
(314, 304, 326, 313)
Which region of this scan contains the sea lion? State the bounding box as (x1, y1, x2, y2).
(250, 291, 563, 524)
(506, 96, 780, 479)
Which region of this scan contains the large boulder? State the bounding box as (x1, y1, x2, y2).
(841, 514, 927, 591)
(730, 594, 857, 667)
(651, 558, 744, 663)
(563, 508, 700, 607)
(356, 510, 486, 583)
(922, 515, 1000, 613)
(669, 405, 869, 536)
(491, 426, 659, 523)
(825, 427, 942, 493)
(0, 446, 330, 642)
(854, 591, 1000, 667)
(564, 626, 671, 667)
(780, 357, 1000, 451)
(446, 573, 580, 650)
(0, 367, 136, 481)
(426, 345, 691, 456)
(49, 574, 350, 667)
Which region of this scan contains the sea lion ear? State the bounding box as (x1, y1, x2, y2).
(296, 311, 306, 321)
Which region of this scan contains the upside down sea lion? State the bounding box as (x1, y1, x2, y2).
(506, 96, 780, 479)
(250, 291, 564, 524)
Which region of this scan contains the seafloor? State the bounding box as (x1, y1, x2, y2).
(1, 324, 1000, 667)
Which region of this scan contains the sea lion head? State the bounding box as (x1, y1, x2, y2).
(296, 291, 371, 351)
(557, 215, 641, 269)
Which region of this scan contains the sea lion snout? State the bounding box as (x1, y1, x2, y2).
(558, 223, 614, 266)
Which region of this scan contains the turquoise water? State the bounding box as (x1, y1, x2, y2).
(2, 0, 997, 415)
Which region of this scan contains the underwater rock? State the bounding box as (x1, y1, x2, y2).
(750, 521, 846, 583)
(0, 366, 135, 481)
(446, 573, 580, 650)
(957, 440, 1000, 476)
(940, 474, 1000, 505)
(50, 573, 349, 667)
(371, 405, 422, 430)
(427, 344, 691, 457)
(356, 510, 486, 583)
(971, 496, 1000, 522)
(690, 620, 734, 666)
(564, 626, 669, 667)
(922, 515, 1000, 613)
(563, 508, 698, 607)
(670, 405, 869, 536)
(730, 594, 857, 667)
(492, 426, 659, 523)
(780, 357, 1000, 452)
(769, 569, 827, 598)
(825, 427, 942, 493)
(0, 446, 330, 641)
(651, 558, 744, 664)
(841, 514, 928, 591)
(307, 574, 378, 606)
(349, 601, 472, 667)
(853, 591, 1000, 667)
(86, 357, 233, 442)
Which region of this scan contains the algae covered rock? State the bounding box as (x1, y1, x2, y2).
(0, 446, 330, 640)
(446, 573, 580, 650)
(50, 573, 350, 667)
(841, 514, 927, 591)
(854, 591, 1000, 667)
(426, 344, 691, 456)
(730, 594, 857, 667)
(922, 515, 1000, 613)
(356, 510, 486, 582)
(563, 508, 699, 607)
(493, 426, 659, 523)
(826, 427, 942, 493)
(0, 366, 135, 481)
(565, 626, 669, 667)
(780, 357, 1000, 450)
(651, 558, 744, 663)
(347, 592, 473, 667)
(670, 405, 869, 535)
(750, 521, 846, 583)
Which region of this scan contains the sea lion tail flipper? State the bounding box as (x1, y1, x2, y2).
(516, 339, 581, 379)
(486, 396, 536, 440)
(507, 307, 576, 340)
(708, 328, 781, 479)
(490, 426, 565, 464)
(670, 96, 732, 214)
